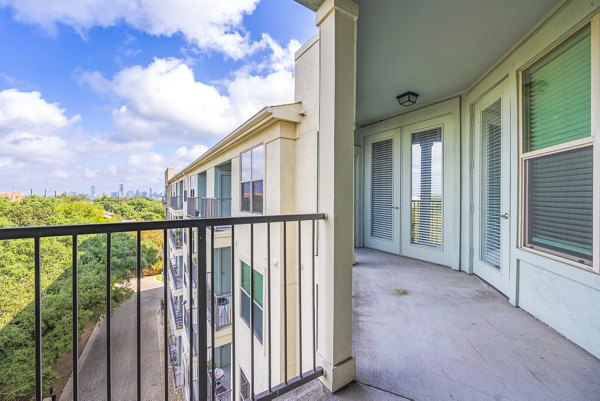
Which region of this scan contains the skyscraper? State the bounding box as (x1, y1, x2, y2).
(91, 185, 96, 200)
(119, 183, 124, 197)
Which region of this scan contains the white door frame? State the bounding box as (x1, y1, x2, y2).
(472, 81, 511, 294)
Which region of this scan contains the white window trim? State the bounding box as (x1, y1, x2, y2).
(518, 15, 600, 274)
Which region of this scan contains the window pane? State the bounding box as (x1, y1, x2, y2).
(253, 303, 263, 342)
(252, 145, 264, 180)
(411, 128, 443, 248)
(252, 180, 263, 214)
(523, 25, 591, 152)
(241, 291, 250, 325)
(241, 150, 252, 182)
(527, 146, 593, 262)
(253, 270, 263, 307)
(241, 262, 250, 293)
(241, 182, 251, 212)
(481, 99, 502, 268)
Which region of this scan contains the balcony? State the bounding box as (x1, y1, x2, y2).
(170, 196, 183, 210)
(0, 213, 324, 401)
(199, 197, 231, 219)
(170, 228, 183, 249)
(170, 295, 184, 331)
(206, 282, 231, 331)
(169, 259, 183, 291)
(187, 197, 198, 217)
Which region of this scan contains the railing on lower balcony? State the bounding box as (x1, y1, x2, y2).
(170, 296, 184, 331)
(206, 282, 232, 330)
(169, 259, 183, 290)
(170, 196, 183, 210)
(187, 197, 198, 217)
(170, 228, 183, 249)
(0, 213, 325, 401)
(200, 197, 232, 219)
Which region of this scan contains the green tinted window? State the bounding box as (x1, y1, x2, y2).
(523, 25, 591, 151)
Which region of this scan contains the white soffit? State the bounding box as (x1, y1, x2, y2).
(356, 0, 562, 126)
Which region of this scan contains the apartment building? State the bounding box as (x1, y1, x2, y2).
(165, 34, 321, 400)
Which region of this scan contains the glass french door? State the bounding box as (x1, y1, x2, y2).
(473, 85, 511, 294)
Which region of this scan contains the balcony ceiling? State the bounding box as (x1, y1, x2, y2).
(355, 0, 562, 126)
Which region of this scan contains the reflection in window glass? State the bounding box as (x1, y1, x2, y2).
(241, 182, 251, 212)
(252, 180, 263, 214)
(411, 128, 443, 248)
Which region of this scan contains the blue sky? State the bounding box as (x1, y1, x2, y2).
(0, 0, 316, 196)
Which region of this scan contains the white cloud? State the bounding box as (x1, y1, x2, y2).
(82, 35, 299, 141)
(108, 164, 118, 175)
(53, 169, 69, 178)
(0, 89, 80, 165)
(0, 0, 260, 59)
(175, 144, 208, 165)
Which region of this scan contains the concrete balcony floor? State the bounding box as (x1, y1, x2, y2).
(282, 248, 600, 401)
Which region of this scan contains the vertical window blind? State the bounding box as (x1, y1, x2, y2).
(522, 24, 593, 265)
(481, 100, 502, 268)
(371, 139, 394, 240)
(411, 129, 443, 248)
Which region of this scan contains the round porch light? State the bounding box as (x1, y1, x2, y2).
(396, 91, 419, 107)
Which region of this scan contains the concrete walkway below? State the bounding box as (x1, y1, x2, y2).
(283, 248, 600, 401)
(60, 276, 165, 401)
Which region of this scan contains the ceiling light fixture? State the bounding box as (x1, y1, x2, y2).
(396, 91, 419, 107)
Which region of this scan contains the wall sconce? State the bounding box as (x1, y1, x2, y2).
(396, 91, 419, 107)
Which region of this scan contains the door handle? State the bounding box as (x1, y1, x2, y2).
(392, 206, 399, 210)
(499, 213, 509, 219)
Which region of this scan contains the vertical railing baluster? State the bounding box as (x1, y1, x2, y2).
(163, 229, 169, 401)
(250, 223, 255, 400)
(283, 221, 288, 385)
(72, 235, 79, 401)
(312, 220, 316, 372)
(188, 227, 193, 401)
(267, 223, 272, 393)
(298, 222, 302, 377)
(230, 225, 236, 399)
(136, 230, 142, 401)
(210, 225, 216, 401)
(198, 226, 208, 401)
(34, 237, 42, 401)
(106, 233, 112, 401)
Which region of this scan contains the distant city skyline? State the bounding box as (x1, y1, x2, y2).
(3, 183, 163, 199)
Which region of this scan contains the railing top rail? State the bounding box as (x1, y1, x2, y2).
(0, 213, 326, 240)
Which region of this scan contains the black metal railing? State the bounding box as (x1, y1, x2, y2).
(200, 197, 231, 219)
(0, 213, 324, 401)
(170, 196, 183, 210)
(169, 259, 183, 290)
(188, 197, 198, 217)
(207, 281, 232, 330)
(170, 295, 184, 330)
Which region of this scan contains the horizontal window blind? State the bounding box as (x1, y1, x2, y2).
(481, 100, 502, 268)
(371, 139, 393, 240)
(523, 25, 591, 151)
(411, 129, 443, 248)
(527, 146, 593, 263)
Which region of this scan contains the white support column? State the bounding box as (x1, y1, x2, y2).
(316, 0, 358, 392)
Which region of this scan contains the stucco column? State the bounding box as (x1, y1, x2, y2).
(316, 0, 358, 392)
